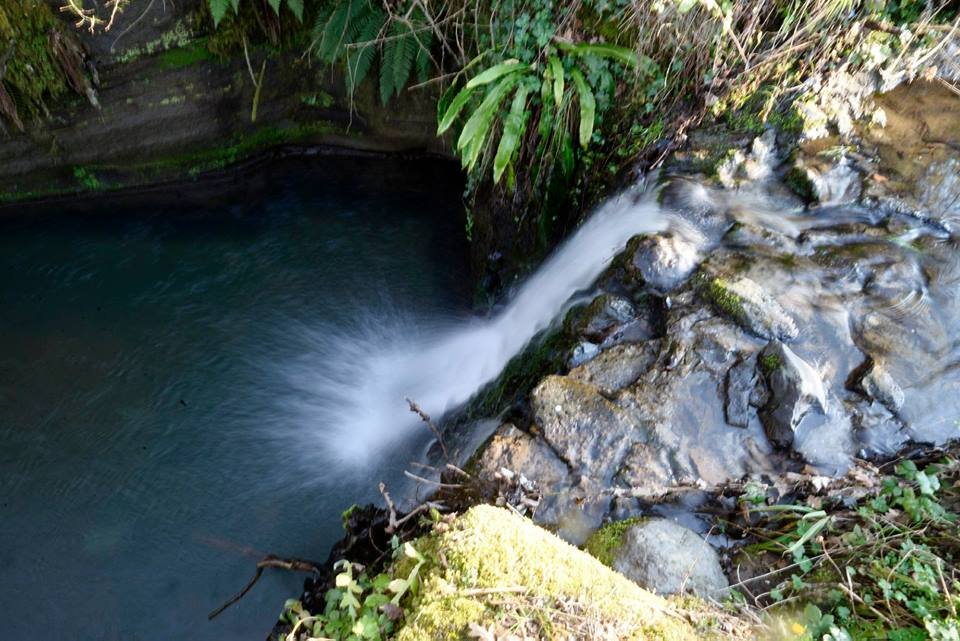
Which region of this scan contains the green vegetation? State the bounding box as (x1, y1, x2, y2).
(760, 352, 784, 375)
(158, 40, 216, 70)
(281, 540, 426, 641)
(582, 516, 642, 566)
(73, 166, 103, 191)
(0, 2, 71, 129)
(735, 456, 959, 641)
(704, 277, 746, 320)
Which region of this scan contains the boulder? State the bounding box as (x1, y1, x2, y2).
(847, 357, 905, 412)
(612, 519, 729, 599)
(630, 232, 703, 292)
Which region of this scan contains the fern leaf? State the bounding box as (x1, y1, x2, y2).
(465, 60, 524, 89)
(548, 56, 564, 107)
(379, 32, 397, 104)
(570, 67, 595, 149)
(437, 85, 475, 135)
(319, 0, 367, 63)
(229, 0, 240, 11)
(391, 23, 417, 99)
(267, 0, 281, 14)
(345, 7, 383, 95)
(457, 73, 520, 152)
(210, 0, 231, 26)
(285, 0, 304, 21)
(415, 31, 433, 84)
(493, 84, 530, 184)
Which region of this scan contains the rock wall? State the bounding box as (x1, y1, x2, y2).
(0, 1, 446, 201)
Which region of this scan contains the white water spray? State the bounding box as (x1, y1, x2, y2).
(286, 182, 671, 464)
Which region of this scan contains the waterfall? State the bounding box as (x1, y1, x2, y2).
(288, 180, 672, 464)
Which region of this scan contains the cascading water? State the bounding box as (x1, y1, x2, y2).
(285, 180, 672, 464)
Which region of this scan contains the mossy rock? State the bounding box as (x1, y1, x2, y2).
(397, 505, 724, 640)
(582, 516, 644, 566)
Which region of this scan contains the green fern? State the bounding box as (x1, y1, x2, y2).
(209, 0, 300, 26)
(310, 1, 433, 102)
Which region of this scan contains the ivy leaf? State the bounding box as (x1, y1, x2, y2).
(915, 470, 939, 496)
(556, 42, 639, 68)
(569, 67, 595, 149)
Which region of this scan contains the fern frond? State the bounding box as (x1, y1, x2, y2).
(415, 31, 433, 84)
(493, 83, 530, 184)
(345, 6, 384, 95)
(379, 27, 398, 104)
(391, 25, 417, 100)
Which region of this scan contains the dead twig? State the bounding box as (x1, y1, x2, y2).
(406, 397, 448, 459)
(207, 555, 319, 620)
(378, 481, 446, 533)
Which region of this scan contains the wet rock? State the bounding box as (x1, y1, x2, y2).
(568, 341, 600, 368)
(630, 232, 703, 292)
(704, 276, 799, 341)
(792, 155, 863, 206)
(569, 341, 660, 396)
(724, 222, 798, 253)
(475, 423, 570, 488)
(716, 129, 780, 187)
(724, 355, 760, 428)
(847, 358, 905, 412)
(612, 519, 729, 598)
(568, 294, 637, 343)
(758, 341, 827, 449)
(530, 376, 638, 482)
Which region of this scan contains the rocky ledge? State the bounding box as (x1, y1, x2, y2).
(472, 79, 960, 543)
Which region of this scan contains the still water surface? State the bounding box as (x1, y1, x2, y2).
(0, 157, 471, 640)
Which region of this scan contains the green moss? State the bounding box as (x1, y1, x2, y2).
(784, 165, 817, 203)
(0, 2, 70, 124)
(397, 506, 707, 641)
(113, 16, 203, 64)
(704, 277, 746, 320)
(759, 352, 783, 375)
(301, 91, 336, 108)
(468, 328, 569, 419)
(73, 166, 103, 191)
(158, 40, 215, 70)
(582, 517, 642, 566)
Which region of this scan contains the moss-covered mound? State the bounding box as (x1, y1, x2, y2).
(397, 505, 732, 640)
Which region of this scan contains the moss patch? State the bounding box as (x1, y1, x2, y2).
(759, 352, 783, 375)
(582, 517, 642, 566)
(158, 40, 215, 70)
(398, 506, 717, 640)
(704, 277, 746, 321)
(784, 165, 817, 204)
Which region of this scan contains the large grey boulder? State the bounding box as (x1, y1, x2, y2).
(613, 519, 728, 599)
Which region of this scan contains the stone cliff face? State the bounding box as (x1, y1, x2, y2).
(0, 1, 445, 201)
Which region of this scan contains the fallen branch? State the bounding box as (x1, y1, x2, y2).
(208, 555, 319, 620)
(406, 398, 448, 459)
(378, 481, 446, 533)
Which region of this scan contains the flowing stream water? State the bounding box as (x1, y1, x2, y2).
(0, 157, 669, 641)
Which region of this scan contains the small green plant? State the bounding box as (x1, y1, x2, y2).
(73, 166, 102, 190)
(747, 457, 959, 640)
(279, 541, 426, 641)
